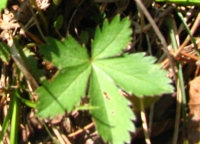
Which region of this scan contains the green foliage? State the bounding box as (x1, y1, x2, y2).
(36, 15, 173, 143)
(0, 0, 7, 12)
(155, 0, 200, 5)
(0, 42, 10, 63)
(80, 30, 89, 44)
(23, 49, 44, 81)
(53, 15, 64, 30)
(94, 54, 172, 96)
(92, 16, 131, 59)
(37, 36, 91, 116)
(89, 65, 134, 143)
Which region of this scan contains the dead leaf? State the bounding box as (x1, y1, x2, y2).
(189, 76, 200, 105)
(188, 76, 200, 143)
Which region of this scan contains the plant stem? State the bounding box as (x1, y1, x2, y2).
(0, 98, 12, 142)
(42, 121, 60, 144)
(166, 15, 187, 128)
(10, 90, 20, 144)
(176, 10, 200, 57)
(30, 0, 48, 34)
(155, 0, 200, 5)
(166, 15, 187, 143)
(135, 0, 177, 80)
(173, 12, 200, 57)
(140, 98, 151, 144)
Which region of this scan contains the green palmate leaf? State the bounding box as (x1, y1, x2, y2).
(36, 36, 91, 118)
(89, 65, 135, 144)
(92, 15, 131, 59)
(37, 64, 91, 117)
(94, 53, 173, 97)
(36, 15, 173, 143)
(39, 36, 89, 68)
(23, 49, 44, 81)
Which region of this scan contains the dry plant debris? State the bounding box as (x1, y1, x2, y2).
(188, 76, 200, 143)
(0, 0, 200, 143)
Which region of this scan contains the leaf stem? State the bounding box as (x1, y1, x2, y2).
(10, 90, 20, 144)
(166, 15, 187, 143)
(42, 120, 60, 144)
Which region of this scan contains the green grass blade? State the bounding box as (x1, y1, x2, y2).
(176, 10, 200, 57)
(165, 16, 187, 128)
(155, 0, 200, 5)
(10, 90, 20, 144)
(0, 98, 12, 142)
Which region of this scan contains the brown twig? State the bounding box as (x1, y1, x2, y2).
(134, 0, 177, 80)
(134, 5, 175, 34)
(174, 12, 200, 58)
(68, 122, 95, 138)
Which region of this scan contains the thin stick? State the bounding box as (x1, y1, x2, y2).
(174, 12, 200, 57)
(52, 126, 68, 144)
(173, 80, 181, 144)
(135, 5, 175, 34)
(66, 0, 85, 37)
(30, 0, 48, 34)
(29, 3, 47, 43)
(180, 51, 200, 61)
(8, 36, 39, 91)
(42, 120, 59, 144)
(148, 104, 154, 136)
(68, 122, 95, 137)
(60, 134, 72, 144)
(162, 10, 200, 68)
(166, 15, 187, 140)
(140, 98, 151, 144)
(134, 0, 176, 80)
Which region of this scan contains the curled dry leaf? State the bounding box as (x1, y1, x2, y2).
(188, 76, 200, 143)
